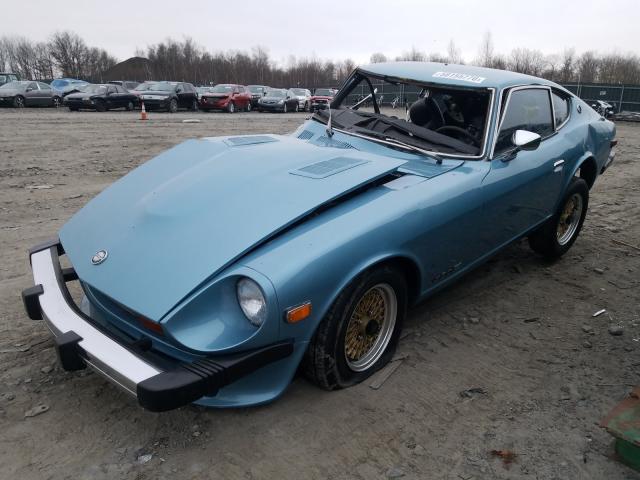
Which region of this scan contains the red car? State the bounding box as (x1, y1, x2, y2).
(198, 84, 252, 113)
(309, 88, 337, 112)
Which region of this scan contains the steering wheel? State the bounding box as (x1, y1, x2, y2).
(435, 125, 480, 146)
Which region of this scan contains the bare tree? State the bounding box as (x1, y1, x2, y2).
(370, 52, 387, 63)
(446, 39, 462, 64)
(477, 31, 494, 67)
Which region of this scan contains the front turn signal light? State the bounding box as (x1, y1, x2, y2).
(286, 302, 312, 323)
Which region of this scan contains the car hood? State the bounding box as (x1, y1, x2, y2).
(60, 135, 407, 321)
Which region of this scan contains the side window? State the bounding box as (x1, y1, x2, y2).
(38, 82, 51, 90)
(552, 91, 570, 128)
(107, 86, 117, 94)
(495, 88, 553, 154)
(28, 82, 38, 90)
(116, 86, 126, 93)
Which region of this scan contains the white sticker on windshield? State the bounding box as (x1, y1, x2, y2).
(432, 72, 486, 84)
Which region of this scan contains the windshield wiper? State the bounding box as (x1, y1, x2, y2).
(351, 127, 443, 164)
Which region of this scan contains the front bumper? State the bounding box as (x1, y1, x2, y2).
(21, 240, 294, 411)
(200, 97, 229, 109)
(310, 102, 329, 110)
(258, 103, 285, 112)
(140, 97, 170, 110)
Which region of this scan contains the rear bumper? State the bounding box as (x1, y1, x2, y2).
(22, 240, 293, 411)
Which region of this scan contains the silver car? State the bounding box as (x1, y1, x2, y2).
(289, 88, 311, 112)
(0, 81, 63, 108)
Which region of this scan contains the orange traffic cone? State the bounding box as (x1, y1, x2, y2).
(140, 101, 148, 121)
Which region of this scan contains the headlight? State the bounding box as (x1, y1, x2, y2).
(236, 278, 267, 327)
(278, 100, 284, 104)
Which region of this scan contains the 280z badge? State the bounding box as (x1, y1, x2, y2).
(91, 250, 108, 265)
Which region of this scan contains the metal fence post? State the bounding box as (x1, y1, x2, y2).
(619, 85, 625, 112)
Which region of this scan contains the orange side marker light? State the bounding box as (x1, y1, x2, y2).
(286, 302, 312, 323)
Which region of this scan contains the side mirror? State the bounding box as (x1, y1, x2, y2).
(26, 87, 33, 92)
(512, 129, 541, 151)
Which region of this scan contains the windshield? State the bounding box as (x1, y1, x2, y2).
(266, 90, 285, 98)
(83, 85, 107, 94)
(315, 72, 492, 157)
(210, 85, 234, 93)
(291, 88, 307, 95)
(197, 87, 214, 94)
(134, 83, 152, 91)
(0, 81, 28, 89)
(147, 82, 175, 92)
(248, 86, 264, 93)
(314, 89, 334, 96)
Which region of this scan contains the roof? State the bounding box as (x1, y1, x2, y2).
(357, 62, 555, 89)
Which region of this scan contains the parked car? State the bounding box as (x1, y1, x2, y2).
(0, 72, 19, 87)
(309, 88, 337, 112)
(50, 78, 89, 96)
(22, 62, 616, 412)
(290, 88, 311, 111)
(64, 84, 138, 111)
(109, 80, 141, 91)
(138, 81, 198, 112)
(591, 100, 615, 119)
(199, 84, 252, 112)
(0, 81, 63, 108)
(257, 88, 300, 112)
(247, 85, 270, 107)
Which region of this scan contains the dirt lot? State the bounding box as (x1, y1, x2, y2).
(1, 109, 639, 480)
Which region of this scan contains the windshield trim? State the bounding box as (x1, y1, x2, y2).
(332, 71, 496, 159)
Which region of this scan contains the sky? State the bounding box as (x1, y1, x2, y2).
(4, 0, 639, 65)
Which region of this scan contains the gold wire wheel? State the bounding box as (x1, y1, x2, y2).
(344, 283, 397, 372)
(556, 193, 583, 246)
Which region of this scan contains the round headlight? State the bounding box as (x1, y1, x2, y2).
(236, 278, 267, 327)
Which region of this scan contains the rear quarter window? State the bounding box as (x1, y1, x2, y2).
(552, 91, 570, 128)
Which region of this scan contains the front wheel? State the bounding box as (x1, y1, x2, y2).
(304, 265, 407, 390)
(168, 98, 178, 113)
(191, 99, 198, 112)
(125, 101, 134, 111)
(528, 177, 589, 259)
(304, 101, 309, 112)
(94, 100, 106, 112)
(227, 102, 235, 113)
(52, 96, 61, 108)
(246, 102, 251, 112)
(282, 103, 287, 113)
(13, 95, 25, 108)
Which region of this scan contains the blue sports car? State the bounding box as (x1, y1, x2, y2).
(22, 62, 617, 411)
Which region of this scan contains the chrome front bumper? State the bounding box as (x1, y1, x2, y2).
(22, 240, 293, 411)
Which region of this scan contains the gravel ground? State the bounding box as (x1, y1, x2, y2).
(1, 109, 639, 480)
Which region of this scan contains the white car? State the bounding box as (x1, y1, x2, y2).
(289, 88, 311, 112)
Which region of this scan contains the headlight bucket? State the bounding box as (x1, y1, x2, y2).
(236, 278, 267, 327)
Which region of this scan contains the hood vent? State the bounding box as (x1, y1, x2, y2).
(297, 130, 314, 140)
(290, 157, 369, 179)
(224, 135, 278, 147)
(314, 136, 354, 149)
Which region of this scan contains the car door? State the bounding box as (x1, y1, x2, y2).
(175, 83, 188, 108)
(104, 85, 118, 108)
(286, 90, 296, 110)
(24, 82, 41, 106)
(37, 82, 55, 105)
(481, 86, 565, 251)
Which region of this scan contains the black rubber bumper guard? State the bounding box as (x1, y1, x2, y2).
(22, 239, 294, 412)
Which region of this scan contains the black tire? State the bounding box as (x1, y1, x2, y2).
(191, 99, 198, 112)
(68, 107, 79, 112)
(528, 177, 589, 259)
(294, 103, 299, 112)
(94, 100, 106, 112)
(168, 98, 178, 113)
(304, 265, 407, 390)
(125, 101, 134, 111)
(52, 96, 61, 108)
(283, 103, 287, 113)
(304, 101, 309, 112)
(227, 101, 235, 113)
(13, 95, 25, 108)
(246, 102, 251, 112)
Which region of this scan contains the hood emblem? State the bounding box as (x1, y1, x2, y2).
(91, 250, 108, 265)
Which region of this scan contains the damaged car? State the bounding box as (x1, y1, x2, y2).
(22, 62, 616, 411)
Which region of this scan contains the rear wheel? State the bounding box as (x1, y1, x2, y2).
(13, 95, 25, 108)
(168, 98, 178, 113)
(304, 265, 407, 390)
(529, 177, 589, 259)
(94, 100, 106, 112)
(125, 101, 134, 111)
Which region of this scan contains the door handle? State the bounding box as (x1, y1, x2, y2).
(553, 159, 565, 172)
